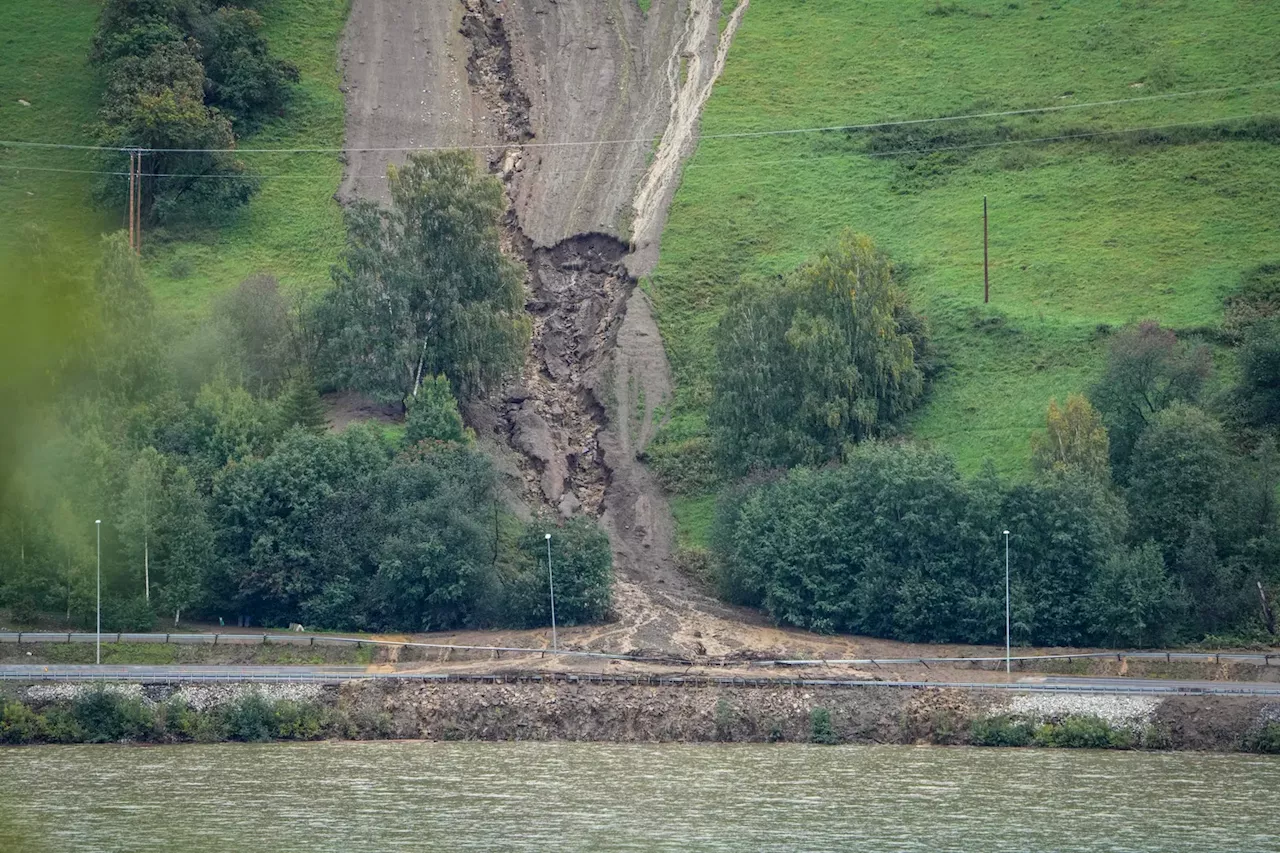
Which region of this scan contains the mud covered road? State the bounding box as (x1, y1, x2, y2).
(339, 0, 754, 657)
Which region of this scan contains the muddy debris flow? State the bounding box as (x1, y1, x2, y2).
(341, 0, 751, 657)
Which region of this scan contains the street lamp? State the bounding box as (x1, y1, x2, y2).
(95, 520, 102, 665)
(1003, 529, 1011, 675)
(545, 533, 557, 652)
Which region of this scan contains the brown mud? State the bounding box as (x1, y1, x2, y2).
(339, 0, 754, 657)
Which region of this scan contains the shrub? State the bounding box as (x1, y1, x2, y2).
(72, 689, 155, 743)
(223, 692, 275, 742)
(37, 707, 84, 744)
(1245, 722, 1280, 754)
(0, 702, 40, 744)
(810, 707, 838, 744)
(272, 700, 330, 740)
(1032, 716, 1134, 750)
(970, 715, 1035, 747)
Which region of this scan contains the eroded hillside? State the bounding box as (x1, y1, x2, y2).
(339, 0, 750, 655)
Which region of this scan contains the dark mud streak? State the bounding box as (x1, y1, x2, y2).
(462, 0, 637, 519)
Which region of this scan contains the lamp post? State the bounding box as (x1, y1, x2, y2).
(1003, 529, 1011, 676)
(545, 532, 557, 652)
(95, 519, 102, 665)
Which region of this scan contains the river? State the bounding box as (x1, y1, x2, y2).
(0, 742, 1276, 851)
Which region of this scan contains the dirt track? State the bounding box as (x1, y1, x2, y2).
(340, 0, 755, 657)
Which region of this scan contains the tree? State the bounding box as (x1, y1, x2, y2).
(366, 444, 499, 631)
(403, 375, 469, 446)
(91, 233, 165, 402)
(1089, 321, 1210, 475)
(1088, 543, 1184, 648)
(317, 150, 528, 403)
(278, 373, 328, 436)
(156, 465, 211, 626)
(189, 6, 298, 130)
(214, 426, 391, 625)
(1125, 402, 1232, 558)
(1234, 317, 1280, 429)
(710, 231, 929, 474)
(1000, 474, 1125, 646)
(1031, 394, 1110, 481)
(118, 446, 167, 602)
(716, 443, 997, 641)
(95, 41, 257, 227)
(213, 274, 297, 394)
(508, 517, 613, 628)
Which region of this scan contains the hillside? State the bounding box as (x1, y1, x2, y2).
(0, 0, 348, 317)
(648, 0, 1280, 542)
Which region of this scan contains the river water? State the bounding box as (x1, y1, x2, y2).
(1, 742, 1276, 851)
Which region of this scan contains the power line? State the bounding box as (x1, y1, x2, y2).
(1, 80, 1278, 155)
(3, 113, 1270, 180)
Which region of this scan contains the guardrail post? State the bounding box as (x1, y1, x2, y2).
(66, 633, 72, 644)
(213, 633, 218, 646)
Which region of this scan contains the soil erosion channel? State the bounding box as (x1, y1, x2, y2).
(340, 0, 752, 656)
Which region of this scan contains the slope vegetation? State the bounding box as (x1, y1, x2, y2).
(0, 0, 349, 316)
(649, 0, 1280, 531)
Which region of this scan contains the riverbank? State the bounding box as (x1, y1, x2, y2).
(3, 680, 1278, 753)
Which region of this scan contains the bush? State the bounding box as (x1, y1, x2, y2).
(72, 689, 155, 743)
(223, 692, 275, 742)
(272, 700, 332, 741)
(37, 707, 84, 744)
(810, 707, 839, 744)
(0, 702, 41, 744)
(1245, 722, 1280, 754)
(507, 518, 613, 627)
(970, 715, 1035, 747)
(1032, 716, 1134, 750)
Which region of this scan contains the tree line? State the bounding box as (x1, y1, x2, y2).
(0, 152, 607, 634)
(705, 234, 1280, 646)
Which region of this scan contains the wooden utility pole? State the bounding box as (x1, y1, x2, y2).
(128, 150, 136, 251)
(983, 195, 989, 304)
(134, 150, 142, 255)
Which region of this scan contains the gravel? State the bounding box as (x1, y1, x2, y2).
(23, 682, 323, 710)
(1000, 694, 1159, 731)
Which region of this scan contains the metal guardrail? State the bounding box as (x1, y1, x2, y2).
(2, 666, 1279, 696)
(1, 632, 1274, 668)
(0, 632, 686, 664)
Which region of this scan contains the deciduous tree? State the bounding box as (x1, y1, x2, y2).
(710, 231, 928, 474)
(317, 151, 528, 404)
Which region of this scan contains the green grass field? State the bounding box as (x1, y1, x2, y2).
(651, 0, 1280, 541)
(0, 0, 349, 318)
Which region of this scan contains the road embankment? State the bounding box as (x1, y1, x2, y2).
(3, 678, 1277, 752)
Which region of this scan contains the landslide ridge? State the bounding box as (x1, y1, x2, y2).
(340, 0, 750, 656)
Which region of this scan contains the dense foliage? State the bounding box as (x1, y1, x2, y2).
(0, 233, 610, 634)
(711, 320, 1280, 646)
(90, 0, 298, 228)
(709, 231, 931, 475)
(316, 151, 529, 404)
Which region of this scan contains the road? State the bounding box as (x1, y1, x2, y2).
(3, 664, 1279, 695)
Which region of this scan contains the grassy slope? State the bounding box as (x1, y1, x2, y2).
(0, 0, 109, 268)
(0, 0, 348, 318)
(651, 0, 1280, 542)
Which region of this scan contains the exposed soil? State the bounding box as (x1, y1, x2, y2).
(339, 0, 752, 658)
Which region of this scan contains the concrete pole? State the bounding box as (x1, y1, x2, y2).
(545, 533, 557, 652)
(96, 520, 102, 665)
(1004, 529, 1011, 675)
